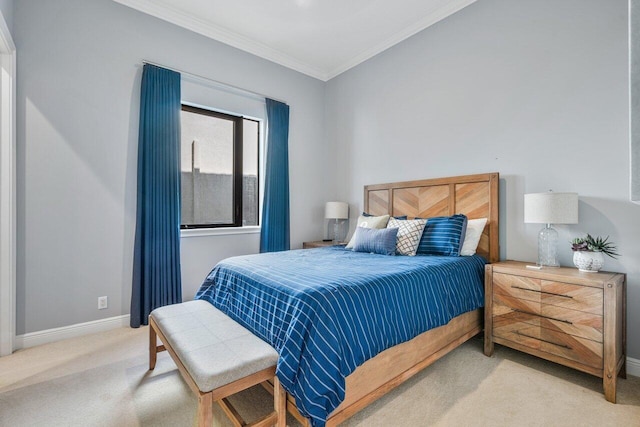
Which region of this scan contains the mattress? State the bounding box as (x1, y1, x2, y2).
(195, 246, 485, 426)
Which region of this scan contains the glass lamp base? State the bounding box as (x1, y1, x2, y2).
(328, 219, 346, 242)
(538, 224, 559, 267)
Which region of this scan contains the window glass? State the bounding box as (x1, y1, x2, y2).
(243, 119, 259, 226)
(180, 105, 259, 228)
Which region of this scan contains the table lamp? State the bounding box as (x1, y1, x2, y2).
(524, 191, 578, 267)
(325, 202, 349, 242)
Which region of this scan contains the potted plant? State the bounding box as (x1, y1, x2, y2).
(570, 234, 619, 273)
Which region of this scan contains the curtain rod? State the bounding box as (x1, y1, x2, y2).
(141, 60, 287, 105)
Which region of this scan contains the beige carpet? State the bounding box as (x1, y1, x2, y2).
(0, 327, 638, 426)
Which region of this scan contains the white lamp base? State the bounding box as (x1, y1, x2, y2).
(538, 224, 559, 267)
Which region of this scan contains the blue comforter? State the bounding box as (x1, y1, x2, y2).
(195, 247, 485, 426)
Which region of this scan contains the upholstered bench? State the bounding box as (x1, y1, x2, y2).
(149, 300, 285, 427)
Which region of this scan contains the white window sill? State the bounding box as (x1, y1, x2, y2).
(180, 226, 261, 238)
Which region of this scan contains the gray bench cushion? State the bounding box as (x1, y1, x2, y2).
(150, 300, 278, 393)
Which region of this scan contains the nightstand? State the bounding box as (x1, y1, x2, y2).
(302, 240, 346, 249)
(484, 261, 626, 403)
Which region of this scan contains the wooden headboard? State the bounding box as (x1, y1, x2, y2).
(364, 172, 499, 263)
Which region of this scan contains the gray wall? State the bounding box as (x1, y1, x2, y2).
(13, 0, 640, 361)
(14, 0, 333, 334)
(327, 0, 639, 358)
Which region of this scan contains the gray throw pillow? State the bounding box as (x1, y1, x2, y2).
(352, 226, 399, 256)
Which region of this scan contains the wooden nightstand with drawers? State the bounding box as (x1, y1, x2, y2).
(484, 261, 626, 403)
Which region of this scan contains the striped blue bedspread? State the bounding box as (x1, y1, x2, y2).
(195, 247, 485, 426)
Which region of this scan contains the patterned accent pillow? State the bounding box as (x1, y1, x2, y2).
(417, 214, 468, 256)
(352, 226, 399, 256)
(387, 218, 427, 256)
(346, 214, 390, 249)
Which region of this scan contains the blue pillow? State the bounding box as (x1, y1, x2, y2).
(363, 212, 407, 220)
(352, 226, 399, 256)
(416, 214, 468, 256)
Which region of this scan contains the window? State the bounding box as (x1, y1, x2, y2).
(180, 105, 260, 228)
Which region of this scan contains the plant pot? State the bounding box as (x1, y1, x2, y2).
(573, 251, 604, 273)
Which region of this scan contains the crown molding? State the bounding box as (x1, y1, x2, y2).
(114, 0, 476, 82)
(113, 0, 329, 80)
(325, 0, 477, 80)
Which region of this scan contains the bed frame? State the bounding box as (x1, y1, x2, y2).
(281, 172, 500, 426)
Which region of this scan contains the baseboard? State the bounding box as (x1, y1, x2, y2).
(11, 317, 640, 377)
(14, 314, 131, 350)
(627, 356, 640, 377)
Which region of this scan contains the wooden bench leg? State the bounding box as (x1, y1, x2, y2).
(198, 392, 213, 427)
(274, 376, 286, 427)
(149, 322, 157, 370)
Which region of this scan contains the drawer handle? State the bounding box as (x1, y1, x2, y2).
(511, 285, 573, 299)
(513, 309, 573, 325)
(516, 331, 572, 350)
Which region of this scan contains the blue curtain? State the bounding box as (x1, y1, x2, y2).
(260, 99, 290, 252)
(131, 64, 182, 327)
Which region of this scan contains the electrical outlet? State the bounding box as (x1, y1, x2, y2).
(98, 296, 108, 310)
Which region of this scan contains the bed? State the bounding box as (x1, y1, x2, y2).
(195, 172, 499, 426)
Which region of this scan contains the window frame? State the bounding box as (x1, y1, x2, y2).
(180, 104, 251, 230)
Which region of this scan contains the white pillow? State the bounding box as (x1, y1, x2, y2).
(387, 218, 427, 256)
(346, 214, 390, 249)
(460, 218, 488, 256)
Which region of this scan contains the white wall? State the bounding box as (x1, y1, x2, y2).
(326, 0, 640, 358)
(14, 0, 333, 334)
(632, 0, 640, 202)
(0, 0, 14, 356)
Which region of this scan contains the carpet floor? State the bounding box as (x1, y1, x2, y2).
(0, 327, 638, 426)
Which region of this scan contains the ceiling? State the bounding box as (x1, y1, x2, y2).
(114, 0, 477, 81)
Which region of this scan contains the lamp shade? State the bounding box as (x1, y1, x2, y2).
(524, 192, 578, 224)
(325, 202, 349, 219)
